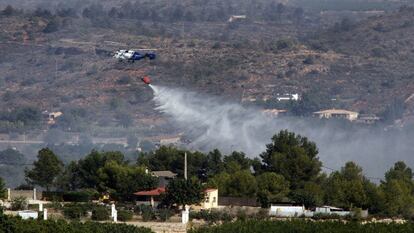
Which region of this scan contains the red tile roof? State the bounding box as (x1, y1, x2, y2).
(204, 188, 218, 193)
(134, 187, 165, 196)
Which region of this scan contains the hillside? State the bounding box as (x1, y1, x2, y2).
(1, 3, 414, 134)
(306, 6, 414, 121)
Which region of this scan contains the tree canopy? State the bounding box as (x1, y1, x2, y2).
(260, 130, 321, 190)
(25, 148, 63, 191)
(256, 172, 290, 207)
(161, 178, 204, 209)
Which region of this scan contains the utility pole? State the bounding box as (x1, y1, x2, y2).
(55, 57, 58, 79)
(184, 152, 187, 180)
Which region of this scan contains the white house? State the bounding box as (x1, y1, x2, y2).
(202, 189, 218, 209)
(313, 109, 359, 121)
(269, 205, 306, 217)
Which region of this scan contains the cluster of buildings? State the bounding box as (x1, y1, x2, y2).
(133, 169, 365, 218)
(3, 170, 365, 222)
(262, 107, 380, 124)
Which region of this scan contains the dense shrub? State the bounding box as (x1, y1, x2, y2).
(43, 190, 98, 202)
(11, 196, 28, 211)
(118, 210, 133, 222)
(62, 203, 89, 220)
(62, 191, 95, 202)
(45, 200, 63, 210)
(189, 220, 414, 233)
(250, 209, 269, 220)
(0, 211, 153, 233)
(140, 205, 156, 222)
(92, 206, 110, 221)
(190, 210, 233, 223)
(43, 18, 60, 33)
(312, 213, 341, 220)
(157, 208, 173, 222)
(28, 204, 39, 211)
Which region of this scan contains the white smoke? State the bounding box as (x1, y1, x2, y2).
(150, 85, 414, 179)
(151, 85, 274, 155)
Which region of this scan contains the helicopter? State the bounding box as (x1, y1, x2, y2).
(113, 49, 156, 62)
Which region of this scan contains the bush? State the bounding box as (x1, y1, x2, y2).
(0, 212, 153, 233)
(44, 190, 98, 202)
(117, 76, 132, 85)
(63, 203, 89, 220)
(45, 200, 62, 210)
(62, 191, 95, 202)
(190, 210, 233, 223)
(140, 205, 155, 222)
(11, 196, 28, 210)
(92, 206, 110, 221)
(43, 18, 60, 33)
(303, 56, 315, 65)
(28, 204, 39, 211)
(312, 213, 341, 220)
(236, 209, 247, 221)
(118, 210, 133, 222)
(188, 220, 414, 233)
(2, 5, 15, 16)
(157, 208, 173, 222)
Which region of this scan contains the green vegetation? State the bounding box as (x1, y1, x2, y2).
(189, 220, 414, 233)
(157, 208, 173, 222)
(62, 203, 89, 220)
(25, 148, 63, 191)
(0, 149, 26, 165)
(0, 107, 42, 132)
(139, 205, 156, 222)
(56, 150, 157, 201)
(91, 206, 110, 221)
(190, 210, 233, 223)
(160, 178, 204, 208)
(256, 172, 290, 207)
(0, 210, 153, 233)
(117, 210, 133, 222)
(14, 129, 414, 219)
(10, 196, 28, 211)
(0, 177, 6, 199)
